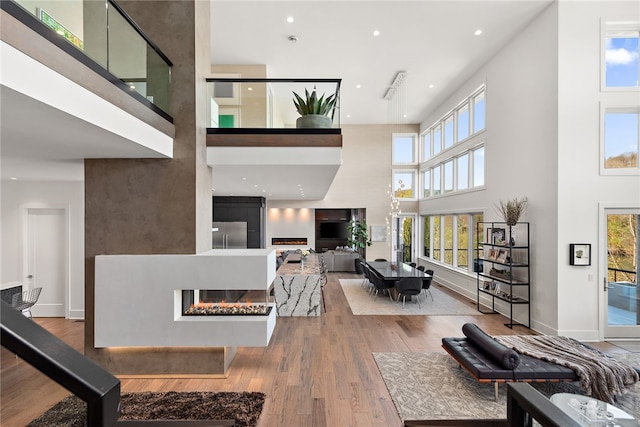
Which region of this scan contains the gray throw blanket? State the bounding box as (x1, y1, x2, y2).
(495, 335, 639, 403)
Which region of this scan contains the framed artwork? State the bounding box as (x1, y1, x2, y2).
(371, 225, 387, 242)
(569, 244, 591, 266)
(488, 228, 506, 245)
(496, 250, 508, 263)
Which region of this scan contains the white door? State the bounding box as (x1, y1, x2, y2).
(603, 209, 639, 339)
(24, 208, 66, 317)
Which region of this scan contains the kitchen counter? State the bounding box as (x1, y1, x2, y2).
(273, 254, 323, 316)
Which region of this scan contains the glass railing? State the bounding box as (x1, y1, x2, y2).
(206, 79, 341, 131)
(6, 0, 172, 120)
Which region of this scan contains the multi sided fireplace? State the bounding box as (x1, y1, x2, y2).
(181, 289, 271, 316)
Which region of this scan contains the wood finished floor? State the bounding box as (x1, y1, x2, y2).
(1, 273, 627, 427)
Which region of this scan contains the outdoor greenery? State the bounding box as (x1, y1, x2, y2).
(608, 214, 637, 283)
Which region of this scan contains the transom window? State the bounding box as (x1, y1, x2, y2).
(604, 24, 639, 89)
(392, 133, 418, 164)
(603, 110, 639, 170)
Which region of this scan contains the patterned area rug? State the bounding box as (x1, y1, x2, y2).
(27, 391, 265, 427)
(339, 279, 480, 315)
(373, 352, 640, 422)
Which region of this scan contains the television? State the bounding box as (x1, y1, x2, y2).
(319, 222, 350, 239)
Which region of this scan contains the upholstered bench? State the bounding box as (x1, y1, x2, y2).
(442, 323, 578, 400)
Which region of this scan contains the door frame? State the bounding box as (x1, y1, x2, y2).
(598, 202, 640, 340)
(20, 204, 70, 318)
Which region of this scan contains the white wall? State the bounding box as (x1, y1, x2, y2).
(266, 207, 315, 251)
(418, 2, 560, 333)
(556, 1, 640, 340)
(267, 124, 419, 262)
(1, 180, 85, 318)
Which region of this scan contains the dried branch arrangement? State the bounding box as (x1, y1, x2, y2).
(496, 197, 528, 226)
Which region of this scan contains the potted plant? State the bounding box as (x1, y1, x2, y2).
(347, 220, 372, 273)
(292, 87, 337, 128)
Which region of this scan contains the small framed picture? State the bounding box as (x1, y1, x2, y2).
(488, 249, 498, 260)
(496, 250, 508, 263)
(488, 228, 506, 245)
(569, 243, 591, 266)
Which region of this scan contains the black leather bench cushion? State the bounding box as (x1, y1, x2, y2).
(442, 337, 578, 382)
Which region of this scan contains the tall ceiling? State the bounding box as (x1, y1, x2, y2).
(1, 0, 553, 197)
(210, 0, 553, 125)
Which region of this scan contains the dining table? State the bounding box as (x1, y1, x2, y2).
(366, 261, 431, 280)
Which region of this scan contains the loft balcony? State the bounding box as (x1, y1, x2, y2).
(1, 0, 174, 176)
(206, 78, 343, 201)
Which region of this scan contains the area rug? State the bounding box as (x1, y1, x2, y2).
(373, 352, 640, 423)
(27, 391, 265, 427)
(340, 279, 480, 316)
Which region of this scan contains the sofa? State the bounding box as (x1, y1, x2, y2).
(442, 323, 578, 400)
(322, 250, 359, 272)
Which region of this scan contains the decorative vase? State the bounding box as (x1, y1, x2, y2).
(296, 115, 332, 129)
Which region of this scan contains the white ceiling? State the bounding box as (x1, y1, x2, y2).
(1, 0, 553, 200)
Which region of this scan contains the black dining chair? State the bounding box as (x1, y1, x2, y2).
(369, 270, 395, 301)
(408, 262, 417, 268)
(374, 258, 388, 262)
(423, 269, 435, 300)
(416, 265, 425, 272)
(395, 277, 423, 308)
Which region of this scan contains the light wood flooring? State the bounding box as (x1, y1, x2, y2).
(1, 273, 627, 426)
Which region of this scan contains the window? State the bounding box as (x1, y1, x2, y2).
(433, 216, 441, 261)
(422, 131, 431, 161)
(457, 215, 469, 269)
(433, 124, 442, 156)
(392, 133, 417, 164)
(393, 170, 417, 199)
(604, 111, 639, 169)
(432, 165, 441, 196)
(423, 216, 431, 257)
(473, 91, 486, 132)
(443, 160, 454, 193)
(443, 215, 454, 265)
(457, 103, 470, 142)
(472, 146, 485, 187)
(421, 213, 483, 274)
(605, 29, 639, 88)
(444, 115, 454, 149)
(457, 153, 469, 190)
(422, 169, 431, 198)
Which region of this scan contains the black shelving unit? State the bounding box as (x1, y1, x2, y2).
(476, 222, 530, 328)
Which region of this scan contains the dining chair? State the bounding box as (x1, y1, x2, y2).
(369, 270, 395, 301)
(11, 287, 42, 319)
(409, 262, 417, 268)
(395, 277, 422, 308)
(416, 265, 425, 272)
(374, 258, 388, 262)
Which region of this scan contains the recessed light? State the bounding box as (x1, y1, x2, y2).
(254, 184, 258, 188)
(248, 87, 253, 91)
(373, 30, 380, 36)
(10, 177, 17, 180)
(474, 29, 483, 36)
(403, 114, 407, 118)
(287, 16, 294, 23)
(428, 84, 434, 88)
(347, 114, 351, 118)
(356, 84, 361, 89)
(241, 177, 247, 180)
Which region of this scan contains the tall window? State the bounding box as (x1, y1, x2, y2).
(392, 133, 417, 164)
(444, 115, 454, 149)
(433, 216, 441, 261)
(433, 125, 442, 156)
(472, 146, 485, 187)
(443, 160, 454, 193)
(443, 216, 454, 265)
(473, 92, 486, 132)
(422, 132, 432, 161)
(457, 153, 469, 190)
(604, 111, 639, 169)
(393, 170, 417, 199)
(432, 165, 441, 196)
(457, 103, 470, 142)
(422, 169, 431, 198)
(605, 28, 639, 88)
(423, 216, 431, 257)
(457, 215, 469, 269)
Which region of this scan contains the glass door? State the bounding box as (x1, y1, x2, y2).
(394, 215, 415, 264)
(604, 210, 639, 338)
